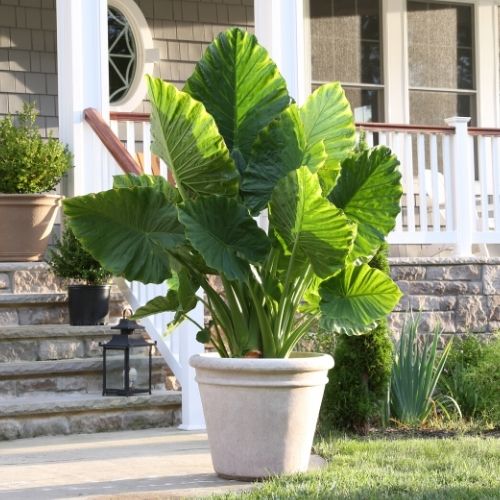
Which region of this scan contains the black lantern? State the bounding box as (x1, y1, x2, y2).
(101, 309, 157, 396)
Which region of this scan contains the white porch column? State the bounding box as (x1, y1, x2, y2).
(382, 0, 409, 123)
(254, 0, 310, 105)
(178, 301, 206, 430)
(56, 0, 109, 196)
(446, 116, 474, 256)
(475, 1, 499, 127)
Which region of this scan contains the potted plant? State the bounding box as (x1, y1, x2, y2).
(0, 103, 72, 261)
(63, 28, 403, 479)
(48, 225, 112, 325)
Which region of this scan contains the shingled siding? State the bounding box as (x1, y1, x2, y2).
(133, 0, 254, 113)
(389, 257, 500, 339)
(0, 0, 57, 138)
(0, 0, 254, 130)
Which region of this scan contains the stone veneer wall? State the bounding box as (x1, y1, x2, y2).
(0, 0, 57, 137)
(389, 257, 500, 339)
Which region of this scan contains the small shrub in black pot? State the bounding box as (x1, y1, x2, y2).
(48, 225, 113, 325)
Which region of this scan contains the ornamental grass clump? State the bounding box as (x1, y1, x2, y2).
(63, 28, 403, 358)
(390, 314, 460, 426)
(0, 103, 72, 193)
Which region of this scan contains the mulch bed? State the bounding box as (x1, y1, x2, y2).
(361, 427, 500, 440)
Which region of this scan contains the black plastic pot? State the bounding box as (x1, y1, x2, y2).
(68, 285, 111, 326)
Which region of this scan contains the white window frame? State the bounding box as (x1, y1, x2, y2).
(302, 0, 500, 126)
(107, 0, 156, 112)
(382, 0, 499, 126)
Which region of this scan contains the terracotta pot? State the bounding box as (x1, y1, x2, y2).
(190, 352, 334, 480)
(0, 194, 62, 262)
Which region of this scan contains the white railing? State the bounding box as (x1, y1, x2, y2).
(359, 117, 500, 257)
(109, 113, 500, 257)
(110, 113, 500, 258)
(87, 110, 205, 430)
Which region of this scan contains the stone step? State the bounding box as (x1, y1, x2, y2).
(0, 325, 155, 362)
(0, 291, 126, 326)
(0, 261, 128, 326)
(0, 356, 169, 397)
(0, 391, 182, 440)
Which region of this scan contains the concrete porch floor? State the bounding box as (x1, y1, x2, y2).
(0, 428, 255, 499)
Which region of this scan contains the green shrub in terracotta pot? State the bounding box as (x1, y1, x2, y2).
(48, 225, 112, 325)
(0, 103, 72, 261)
(63, 28, 403, 479)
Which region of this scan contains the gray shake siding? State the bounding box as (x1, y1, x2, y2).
(0, 0, 57, 137)
(134, 0, 254, 113)
(0, 0, 254, 133)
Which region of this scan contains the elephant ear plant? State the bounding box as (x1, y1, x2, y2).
(64, 28, 403, 358)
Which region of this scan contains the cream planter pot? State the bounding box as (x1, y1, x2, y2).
(0, 194, 62, 262)
(190, 352, 334, 480)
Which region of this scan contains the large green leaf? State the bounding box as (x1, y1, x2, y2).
(64, 187, 184, 284)
(241, 105, 305, 214)
(113, 173, 180, 203)
(269, 166, 354, 278)
(330, 146, 402, 263)
(183, 28, 290, 164)
(133, 268, 199, 321)
(300, 83, 356, 189)
(133, 290, 179, 320)
(319, 264, 402, 335)
(178, 196, 271, 281)
(147, 76, 239, 198)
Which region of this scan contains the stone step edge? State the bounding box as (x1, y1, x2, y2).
(0, 324, 131, 339)
(0, 392, 181, 417)
(0, 356, 168, 376)
(0, 292, 124, 305)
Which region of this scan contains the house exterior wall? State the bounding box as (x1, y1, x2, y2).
(132, 0, 254, 114)
(0, 0, 253, 131)
(0, 0, 57, 137)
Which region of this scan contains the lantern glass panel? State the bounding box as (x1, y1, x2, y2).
(102, 333, 155, 396)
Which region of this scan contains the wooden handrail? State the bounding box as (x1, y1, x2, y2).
(109, 111, 500, 137)
(110, 111, 150, 122)
(84, 108, 142, 175)
(468, 127, 500, 137)
(356, 121, 454, 134)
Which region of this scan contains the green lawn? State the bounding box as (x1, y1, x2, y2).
(214, 435, 500, 499)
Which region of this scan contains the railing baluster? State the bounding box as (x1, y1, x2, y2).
(429, 134, 441, 232)
(442, 135, 453, 232)
(404, 133, 416, 232)
(142, 122, 152, 175)
(126, 121, 136, 159)
(492, 137, 500, 231)
(478, 136, 490, 232)
(366, 130, 374, 148)
(417, 133, 428, 232)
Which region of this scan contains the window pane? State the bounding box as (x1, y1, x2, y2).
(311, 84, 383, 122)
(410, 91, 476, 125)
(359, 0, 380, 40)
(407, 1, 474, 90)
(361, 41, 381, 84)
(457, 48, 473, 90)
(345, 87, 384, 122)
(310, 0, 382, 84)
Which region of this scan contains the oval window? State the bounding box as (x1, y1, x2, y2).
(107, 0, 155, 112)
(108, 6, 137, 103)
